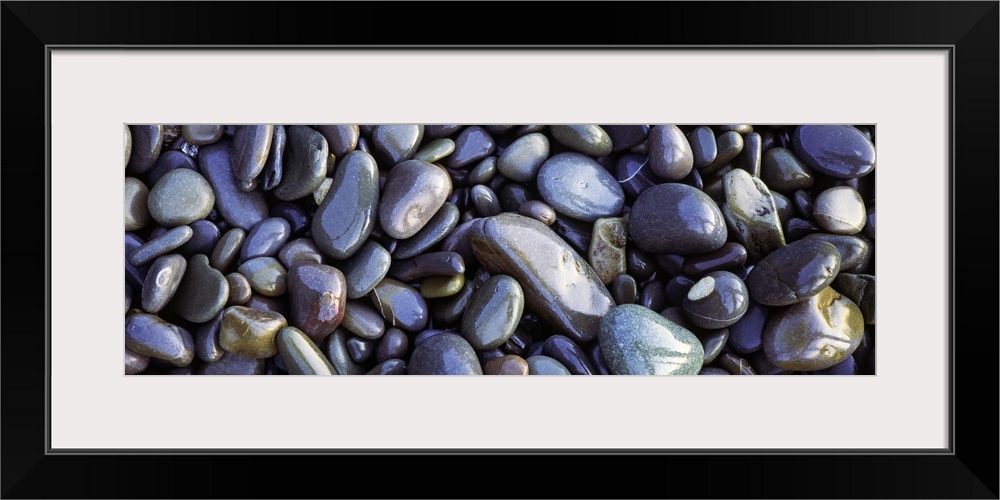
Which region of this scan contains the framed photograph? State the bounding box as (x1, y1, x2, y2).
(3, 2, 996, 498)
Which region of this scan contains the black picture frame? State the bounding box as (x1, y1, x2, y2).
(3, 2, 997, 498)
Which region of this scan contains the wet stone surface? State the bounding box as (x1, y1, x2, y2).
(124, 124, 874, 376)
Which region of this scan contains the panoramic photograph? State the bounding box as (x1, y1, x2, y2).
(124, 124, 876, 375)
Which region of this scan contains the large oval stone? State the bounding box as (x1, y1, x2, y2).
(126, 125, 163, 174)
(312, 150, 380, 259)
(745, 239, 841, 306)
(230, 125, 274, 182)
(379, 159, 451, 239)
(461, 275, 524, 350)
(648, 125, 694, 180)
(497, 132, 549, 182)
(198, 139, 269, 230)
(219, 305, 288, 359)
(147, 168, 215, 227)
(471, 213, 614, 343)
(287, 263, 346, 344)
(140, 253, 187, 313)
(240, 217, 292, 263)
(370, 278, 429, 333)
(536, 152, 624, 222)
(125, 311, 195, 367)
(763, 287, 864, 370)
(372, 125, 423, 165)
(628, 183, 727, 255)
(792, 125, 875, 179)
(407, 332, 483, 375)
(550, 125, 612, 157)
(598, 304, 704, 375)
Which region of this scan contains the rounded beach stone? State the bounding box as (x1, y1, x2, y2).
(813, 186, 867, 235)
(763, 287, 864, 371)
(648, 125, 694, 180)
(124, 177, 151, 231)
(140, 254, 187, 313)
(125, 311, 195, 367)
(277, 326, 335, 375)
(497, 132, 549, 182)
(379, 159, 452, 239)
(598, 304, 704, 375)
(745, 239, 841, 306)
(171, 254, 229, 323)
(628, 183, 727, 255)
(682, 270, 749, 329)
(407, 332, 483, 375)
(792, 125, 875, 179)
(550, 125, 612, 157)
(536, 152, 624, 222)
(219, 305, 288, 359)
(312, 150, 380, 259)
(461, 275, 524, 350)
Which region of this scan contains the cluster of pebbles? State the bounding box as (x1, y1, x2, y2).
(124, 124, 875, 375)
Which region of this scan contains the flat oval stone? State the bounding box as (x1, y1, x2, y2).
(147, 150, 198, 186)
(124, 347, 149, 375)
(195, 312, 226, 362)
(277, 326, 335, 375)
(444, 126, 493, 169)
(140, 254, 187, 313)
(526, 355, 571, 375)
(373, 125, 423, 165)
(393, 203, 460, 259)
(792, 125, 875, 179)
(598, 304, 704, 375)
(414, 138, 455, 163)
(763, 287, 864, 370)
(722, 168, 787, 262)
(370, 278, 429, 333)
(219, 305, 287, 358)
(146, 168, 215, 227)
(610, 274, 638, 305)
(240, 217, 292, 263)
(198, 352, 266, 375)
(468, 156, 498, 185)
(198, 139, 269, 230)
(275, 125, 328, 201)
(682, 242, 748, 278)
(287, 263, 346, 344)
(312, 150, 380, 259)
(629, 183, 727, 255)
(550, 125, 612, 157)
(260, 125, 286, 190)
(341, 300, 386, 340)
(813, 186, 867, 235)
(389, 251, 465, 281)
(803, 233, 870, 270)
(171, 254, 229, 323)
(376, 327, 410, 363)
(129, 225, 193, 267)
(702, 130, 743, 175)
(648, 125, 694, 180)
(181, 125, 224, 146)
(421, 273, 465, 299)
(209, 227, 245, 273)
(379, 159, 451, 239)
(407, 332, 482, 375)
(278, 238, 324, 269)
(225, 272, 252, 306)
(472, 213, 614, 343)
(124, 177, 151, 231)
(542, 335, 596, 375)
(761, 147, 814, 192)
(461, 275, 524, 350)
(237, 256, 287, 297)
(588, 217, 627, 285)
(470, 184, 501, 217)
(688, 126, 717, 168)
(126, 125, 163, 174)
(745, 239, 841, 306)
(682, 270, 749, 329)
(497, 132, 549, 182)
(341, 241, 391, 299)
(537, 152, 624, 222)
(230, 125, 274, 182)
(484, 354, 529, 375)
(316, 125, 359, 157)
(324, 328, 366, 375)
(179, 220, 221, 256)
(125, 311, 195, 366)
(727, 301, 768, 355)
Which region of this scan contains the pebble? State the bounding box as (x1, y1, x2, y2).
(413, 138, 455, 163)
(273, 125, 327, 201)
(444, 126, 493, 168)
(124, 347, 149, 374)
(231, 125, 274, 182)
(316, 125, 359, 157)
(792, 125, 875, 178)
(598, 304, 704, 375)
(239, 217, 292, 264)
(219, 305, 288, 358)
(236, 257, 287, 297)
(209, 228, 246, 273)
(124, 125, 132, 168)
(124, 177, 151, 231)
(147, 150, 197, 186)
(484, 355, 529, 375)
(198, 140, 269, 230)
(389, 251, 465, 282)
(702, 130, 743, 175)
(688, 126, 717, 168)
(803, 233, 870, 270)
(717, 352, 757, 375)
(181, 125, 225, 146)
(721, 168, 786, 262)
(682, 242, 748, 278)
(745, 238, 841, 306)
(312, 150, 380, 259)
(550, 125, 612, 157)
(602, 125, 648, 152)
(588, 217, 627, 285)
(276, 327, 335, 375)
(648, 125, 694, 180)
(260, 125, 286, 190)
(376, 327, 410, 363)
(832, 273, 876, 324)
(368, 359, 407, 375)
(379, 159, 452, 239)
(661, 308, 729, 365)
(170, 254, 230, 323)
(224, 272, 251, 306)
(813, 186, 867, 235)
(341, 300, 386, 340)
(339, 241, 390, 299)
(526, 355, 571, 375)
(393, 203, 460, 260)
(421, 273, 465, 298)
(125, 311, 195, 366)
(536, 152, 624, 222)
(129, 225, 193, 267)
(179, 220, 221, 256)
(761, 147, 814, 192)
(471, 213, 614, 343)
(610, 274, 638, 305)
(727, 301, 768, 354)
(198, 352, 266, 375)
(541, 335, 596, 375)
(517, 200, 557, 226)
(614, 154, 658, 201)
(470, 184, 502, 217)
(461, 275, 524, 350)
(733, 132, 762, 177)
(682, 270, 749, 329)
(629, 183, 727, 255)
(126, 125, 164, 174)
(373, 125, 424, 165)
(324, 328, 366, 375)
(407, 332, 483, 375)
(497, 132, 549, 182)
(276, 238, 322, 269)
(370, 278, 429, 332)
(287, 263, 346, 343)
(763, 287, 864, 371)
(140, 254, 187, 313)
